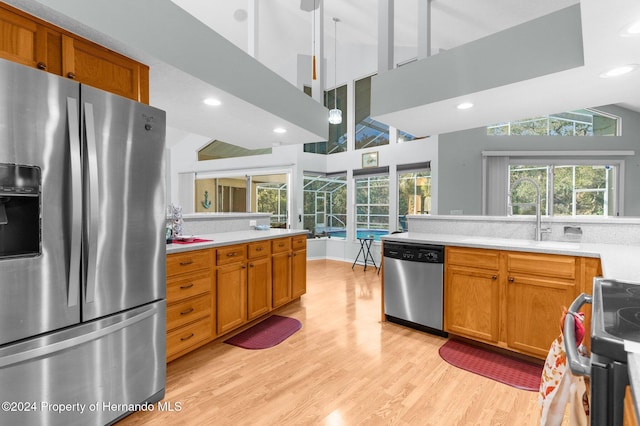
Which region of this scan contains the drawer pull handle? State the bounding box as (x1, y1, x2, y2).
(279, 243, 285, 247)
(180, 283, 194, 289)
(180, 333, 194, 341)
(180, 308, 194, 315)
(256, 247, 263, 251)
(179, 260, 193, 266)
(226, 252, 237, 257)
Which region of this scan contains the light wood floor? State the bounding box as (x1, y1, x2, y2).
(118, 259, 548, 426)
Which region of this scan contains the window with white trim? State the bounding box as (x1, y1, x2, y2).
(355, 173, 389, 233)
(509, 163, 617, 217)
(483, 154, 624, 217)
(487, 109, 620, 136)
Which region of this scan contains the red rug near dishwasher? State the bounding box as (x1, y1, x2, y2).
(224, 315, 302, 350)
(439, 340, 543, 392)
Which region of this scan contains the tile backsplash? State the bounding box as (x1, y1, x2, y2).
(181, 213, 271, 236)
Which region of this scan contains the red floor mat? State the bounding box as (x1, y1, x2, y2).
(439, 339, 543, 392)
(224, 315, 302, 350)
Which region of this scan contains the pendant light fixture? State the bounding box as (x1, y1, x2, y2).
(328, 17, 342, 125)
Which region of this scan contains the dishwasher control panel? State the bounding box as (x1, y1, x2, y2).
(383, 243, 444, 263)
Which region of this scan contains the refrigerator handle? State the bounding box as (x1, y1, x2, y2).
(66, 97, 82, 308)
(83, 102, 100, 303)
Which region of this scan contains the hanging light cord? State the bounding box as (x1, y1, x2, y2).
(333, 17, 339, 110)
(312, 0, 317, 80)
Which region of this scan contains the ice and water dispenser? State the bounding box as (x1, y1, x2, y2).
(0, 163, 41, 258)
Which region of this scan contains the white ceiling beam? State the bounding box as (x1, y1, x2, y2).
(311, 0, 324, 104)
(248, 0, 259, 59)
(417, 0, 432, 60)
(378, 0, 394, 74)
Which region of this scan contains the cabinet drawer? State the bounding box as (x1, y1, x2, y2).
(167, 270, 212, 303)
(446, 247, 500, 270)
(292, 235, 307, 251)
(167, 293, 212, 331)
(248, 241, 271, 259)
(217, 244, 247, 265)
(507, 252, 576, 280)
(167, 249, 212, 277)
(272, 238, 291, 254)
(166, 316, 213, 358)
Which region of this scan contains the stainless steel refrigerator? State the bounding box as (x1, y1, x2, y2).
(0, 58, 166, 425)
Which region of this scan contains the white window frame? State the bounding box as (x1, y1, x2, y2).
(482, 151, 631, 217)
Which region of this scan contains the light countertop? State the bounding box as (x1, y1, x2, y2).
(166, 229, 308, 254)
(382, 232, 640, 284)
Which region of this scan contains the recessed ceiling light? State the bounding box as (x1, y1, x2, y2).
(599, 64, 638, 78)
(203, 98, 221, 106)
(273, 127, 287, 134)
(620, 19, 640, 36)
(457, 102, 474, 110)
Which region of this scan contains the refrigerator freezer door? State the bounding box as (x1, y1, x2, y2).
(0, 301, 166, 426)
(0, 59, 81, 345)
(80, 85, 166, 321)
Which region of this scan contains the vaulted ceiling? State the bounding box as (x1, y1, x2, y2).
(6, 0, 640, 148)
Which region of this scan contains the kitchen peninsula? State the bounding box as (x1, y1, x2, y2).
(166, 226, 308, 362)
(382, 214, 640, 359)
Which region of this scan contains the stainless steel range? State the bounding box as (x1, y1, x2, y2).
(566, 278, 640, 425)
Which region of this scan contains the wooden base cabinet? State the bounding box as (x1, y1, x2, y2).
(247, 241, 272, 320)
(272, 238, 292, 308)
(292, 236, 307, 299)
(505, 252, 579, 358)
(166, 249, 215, 362)
(272, 235, 307, 308)
(166, 235, 307, 362)
(216, 245, 248, 335)
(445, 246, 601, 359)
(446, 267, 499, 342)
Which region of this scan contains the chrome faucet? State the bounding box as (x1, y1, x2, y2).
(509, 177, 551, 241)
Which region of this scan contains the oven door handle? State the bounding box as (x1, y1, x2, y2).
(564, 292, 592, 376)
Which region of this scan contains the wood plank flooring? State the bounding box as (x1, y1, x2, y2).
(117, 259, 551, 426)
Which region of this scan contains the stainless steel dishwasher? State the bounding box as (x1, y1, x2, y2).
(383, 242, 446, 336)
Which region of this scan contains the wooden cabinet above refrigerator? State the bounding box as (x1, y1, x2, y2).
(0, 2, 149, 104)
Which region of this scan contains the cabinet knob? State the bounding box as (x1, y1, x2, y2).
(67, 72, 76, 79)
(508, 277, 515, 282)
(37, 62, 47, 70)
(249, 263, 254, 268)
(492, 275, 497, 280)
(242, 264, 247, 269)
